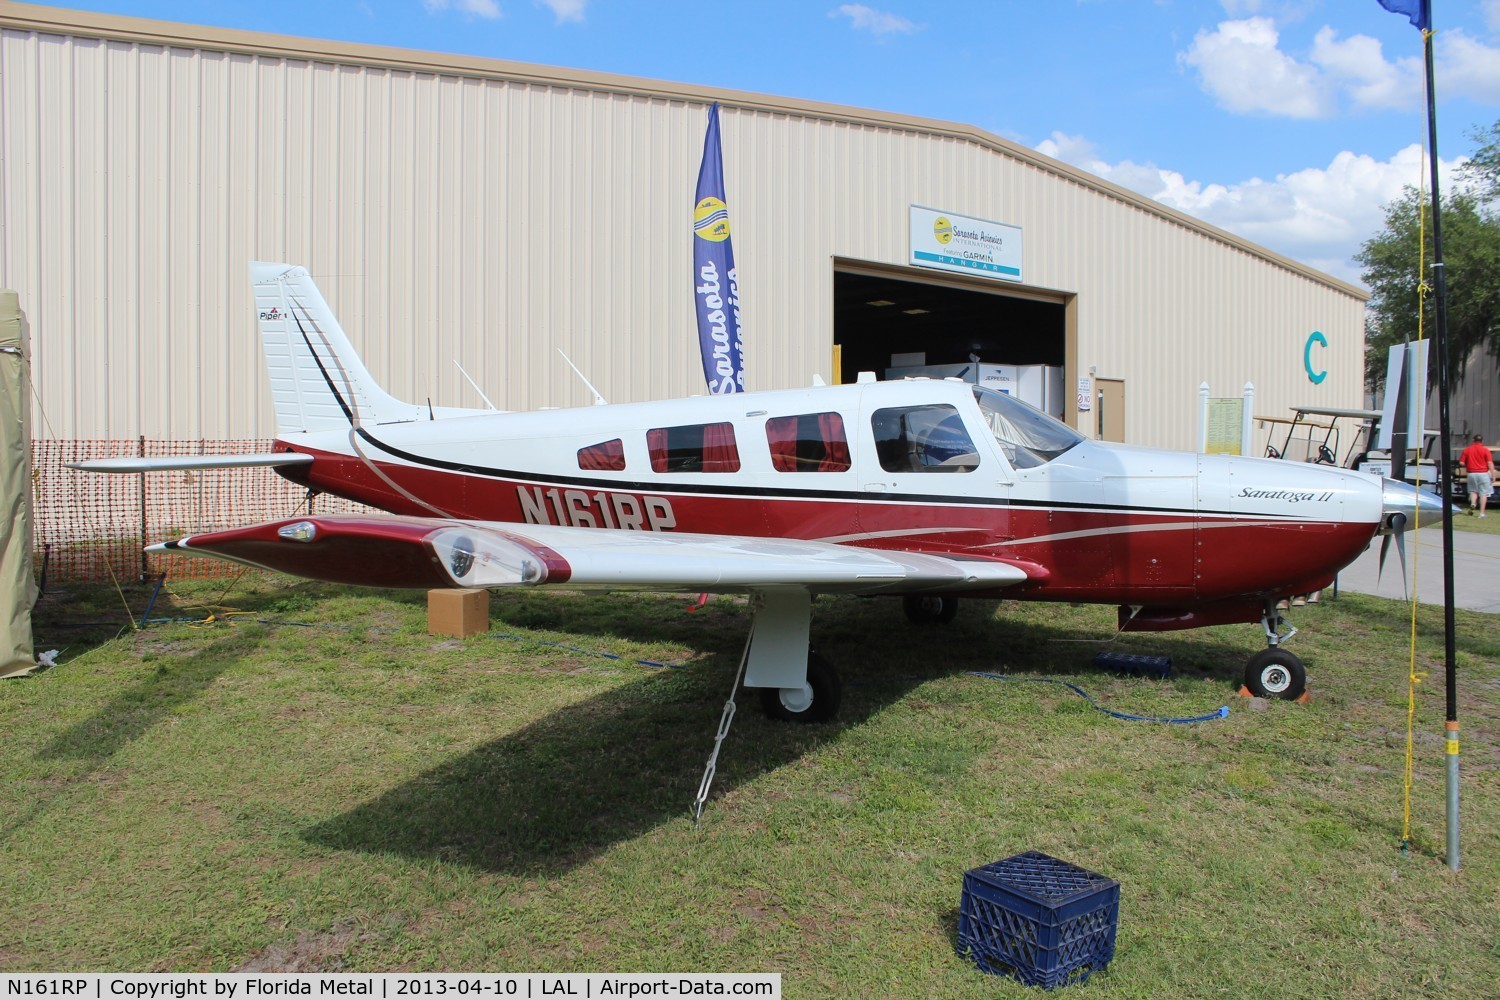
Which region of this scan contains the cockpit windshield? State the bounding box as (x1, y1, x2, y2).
(971, 385, 1084, 469)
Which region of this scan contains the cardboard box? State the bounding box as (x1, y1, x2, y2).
(428, 587, 489, 637)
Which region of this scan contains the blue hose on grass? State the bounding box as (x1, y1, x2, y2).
(967, 671, 1229, 724)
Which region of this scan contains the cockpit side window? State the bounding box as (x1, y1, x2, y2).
(971, 385, 1083, 469)
(646, 422, 741, 473)
(871, 404, 979, 473)
(767, 412, 852, 472)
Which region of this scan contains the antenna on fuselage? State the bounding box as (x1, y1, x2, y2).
(557, 349, 608, 405)
(453, 360, 499, 411)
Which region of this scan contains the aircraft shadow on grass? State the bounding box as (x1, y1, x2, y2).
(11, 624, 256, 845)
(300, 590, 1255, 878)
(301, 639, 925, 878)
(36, 630, 253, 764)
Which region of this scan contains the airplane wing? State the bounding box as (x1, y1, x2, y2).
(149, 514, 1032, 595)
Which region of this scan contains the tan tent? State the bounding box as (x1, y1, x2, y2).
(1, 289, 37, 678)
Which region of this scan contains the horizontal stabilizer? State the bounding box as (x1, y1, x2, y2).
(67, 453, 315, 474)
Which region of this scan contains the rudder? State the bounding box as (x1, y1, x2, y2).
(253, 262, 422, 434)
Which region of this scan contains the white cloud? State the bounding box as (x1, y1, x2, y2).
(1181, 17, 1500, 118)
(830, 4, 918, 37)
(539, 0, 586, 23)
(422, 0, 501, 19)
(1036, 132, 1467, 285)
(1220, 0, 1321, 21)
(1442, 30, 1500, 103)
(1483, 0, 1500, 31)
(1309, 27, 1419, 111)
(1035, 132, 1099, 165)
(1178, 18, 1331, 118)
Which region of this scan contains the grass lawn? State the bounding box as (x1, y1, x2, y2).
(1453, 507, 1500, 536)
(2, 573, 1496, 997)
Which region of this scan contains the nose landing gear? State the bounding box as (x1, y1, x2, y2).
(1244, 601, 1308, 700)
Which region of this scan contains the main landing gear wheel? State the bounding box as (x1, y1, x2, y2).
(759, 651, 842, 723)
(903, 594, 959, 625)
(1244, 648, 1307, 700)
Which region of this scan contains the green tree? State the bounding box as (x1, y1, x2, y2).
(1358, 122, 1500, 390)
(1460, 120, 1500, 204)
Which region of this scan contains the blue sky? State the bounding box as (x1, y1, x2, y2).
(43, 0, 1500, 285)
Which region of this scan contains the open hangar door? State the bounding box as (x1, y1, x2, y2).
(832, 267, 1069, 417)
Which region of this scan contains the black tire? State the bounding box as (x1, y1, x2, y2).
(1244, 648, 1307, 700)
(759, 651, 842, 723)
(903, 594, 959, 625)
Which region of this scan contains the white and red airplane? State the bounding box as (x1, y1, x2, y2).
(78, 262, 1444, 715)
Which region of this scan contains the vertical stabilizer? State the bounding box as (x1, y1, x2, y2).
(253, 262, 422, 434)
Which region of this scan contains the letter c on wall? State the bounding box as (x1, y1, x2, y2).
(1304, 331, 1328, 385)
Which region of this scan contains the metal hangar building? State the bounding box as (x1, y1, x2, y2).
(0, 2, 1368, 455)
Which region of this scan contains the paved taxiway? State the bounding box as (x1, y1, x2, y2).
(1332, 522, 1500, 614)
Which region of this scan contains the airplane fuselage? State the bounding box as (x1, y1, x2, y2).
(268, 377, 1384, 611)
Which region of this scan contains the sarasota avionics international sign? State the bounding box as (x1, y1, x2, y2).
(909, 205, 1023, 282)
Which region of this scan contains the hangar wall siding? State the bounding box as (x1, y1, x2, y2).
(1434, 346, 1500, 444)
(1, 5, 1365, 454)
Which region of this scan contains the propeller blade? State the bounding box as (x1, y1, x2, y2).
(1377, 511, 1408, 598)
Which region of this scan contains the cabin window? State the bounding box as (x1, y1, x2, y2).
(577, 439, 626, 471)
(646, 422, 741, 473)
(871, 404, 979, 473)
(766, 412, 852, 472)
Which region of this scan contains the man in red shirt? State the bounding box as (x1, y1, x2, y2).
(1458, 433, 1496, 517)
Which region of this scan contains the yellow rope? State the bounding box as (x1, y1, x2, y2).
(182, 607, 257, 629)
(1401, 136, 1431, 853)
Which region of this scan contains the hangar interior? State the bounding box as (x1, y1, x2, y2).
(831, 268, 1067, 390)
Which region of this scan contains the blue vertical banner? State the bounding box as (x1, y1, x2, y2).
(1376, 0, 1430, 31)
(692, 102, 745, 394)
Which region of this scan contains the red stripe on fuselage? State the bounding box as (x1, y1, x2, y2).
(274, 444, 1376, 603)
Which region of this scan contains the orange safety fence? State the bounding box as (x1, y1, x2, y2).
(30, 439, 376, 583)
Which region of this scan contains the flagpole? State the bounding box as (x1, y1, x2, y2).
(1418, 11, 1460, 873)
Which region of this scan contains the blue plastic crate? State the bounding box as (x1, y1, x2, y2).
(957, 850, 1119, 989)
(1091, 651, 1172, 679)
